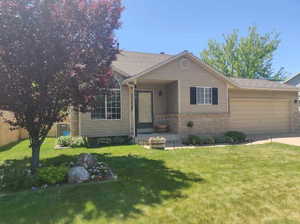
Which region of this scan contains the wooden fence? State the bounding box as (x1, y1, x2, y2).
(0, 111, 28, 147)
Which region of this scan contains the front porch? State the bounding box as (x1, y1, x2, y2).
(130, 79, 180, 135)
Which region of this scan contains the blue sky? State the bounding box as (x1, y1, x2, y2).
(116, 0, 300, 77)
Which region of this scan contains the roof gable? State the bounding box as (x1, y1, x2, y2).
(118, 50, 238, 87)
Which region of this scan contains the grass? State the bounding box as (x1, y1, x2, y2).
(1, 139, 300, 224)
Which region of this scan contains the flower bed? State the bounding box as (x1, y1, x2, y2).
(149, 137, 166, 149)
(0, 153, 117, 192)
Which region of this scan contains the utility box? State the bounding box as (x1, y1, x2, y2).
(56, 123, 70, 137)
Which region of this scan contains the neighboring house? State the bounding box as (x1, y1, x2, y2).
(284, 73, 300, 112)
(69, 50, 299, 138)
(285, 73, 300, 87)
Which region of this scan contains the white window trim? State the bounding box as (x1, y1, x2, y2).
(194, 86, 212, 105)
(91, 88, 122, 120)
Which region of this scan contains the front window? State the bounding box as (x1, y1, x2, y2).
(196, 87, 212, 104)
(91, 78, 121, 120)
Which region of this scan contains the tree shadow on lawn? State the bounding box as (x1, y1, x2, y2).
(0, 153, 203, 224)
(0, 140, 22, 153)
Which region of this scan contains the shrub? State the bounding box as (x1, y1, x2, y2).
(225, 136, 235, 144)
(191, 135, 201, 145)
(186, 121, 194, 128)
(214, 136, 226, 144)
(37, 166, 68, 185)
(112, 136, 127, 145)
(70, 137, 85, 148)
(201, 136, 215, 145)
(214, 136, 234, 144)
(224, 131, 247, 143)
(184, 135, 202, 145)
(57, 136, 72, 147)
(0, 166, 38, 192)
(57, 136, 86, 148)
(86, 136, 133, 148)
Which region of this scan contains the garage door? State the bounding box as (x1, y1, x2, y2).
(229, 98, 290, 134)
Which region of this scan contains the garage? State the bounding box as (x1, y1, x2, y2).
(229, 98, 291, 134)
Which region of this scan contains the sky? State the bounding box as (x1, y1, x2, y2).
(116, 0, 300, 78)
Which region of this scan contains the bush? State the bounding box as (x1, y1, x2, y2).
(201, 136, 215, 145)
(214, 136, 226, 144)
(57, 136, 86, 148)
(214, 136, 234, 144)
(37, 166, 68, 185)
(57, 136, 72, 147)
(189, 135, 201, 145)
(0, 166, 38, 192)
(70, 137, 85, 148)
(186, 121, 194, 128)
(224, 131, 247, 143)
(182, 135, 215, 145)
(86, 136, 133, 148)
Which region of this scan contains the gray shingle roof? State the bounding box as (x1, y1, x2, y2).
(112, 50, 297, 91)
(112, 50, 173, 76)
(229, 77, 297, 90)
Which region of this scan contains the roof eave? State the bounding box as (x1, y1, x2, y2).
(112, 65, 131, 78)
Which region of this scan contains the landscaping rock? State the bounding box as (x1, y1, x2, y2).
(68, 166, 90, 184)
(77, 153, 97, 169)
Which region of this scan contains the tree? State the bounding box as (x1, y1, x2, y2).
(0, 0, 122, 173)
(200, 26, 286, 80)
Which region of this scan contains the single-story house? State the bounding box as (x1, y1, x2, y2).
(69, 50, 299, 138)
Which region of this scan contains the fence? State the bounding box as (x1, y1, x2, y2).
(0, 111, 28, 147)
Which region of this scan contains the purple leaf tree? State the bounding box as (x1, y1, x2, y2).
(0, 0, 123, 173)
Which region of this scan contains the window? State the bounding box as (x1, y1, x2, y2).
(190, 87, 218, 105)
(196, 87, 212, 104)
(91, 78, 121, 120)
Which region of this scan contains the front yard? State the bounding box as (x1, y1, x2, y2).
(1, 139, 300, 224)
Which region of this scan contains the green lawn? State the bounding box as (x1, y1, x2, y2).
(1, 139, 300, 224)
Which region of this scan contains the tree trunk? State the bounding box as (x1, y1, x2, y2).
(31, 142, 41, 174)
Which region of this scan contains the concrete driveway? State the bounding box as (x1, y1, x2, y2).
(248, 133, 300, 146)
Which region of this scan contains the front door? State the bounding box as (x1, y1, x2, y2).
(135, 91, 153, 129)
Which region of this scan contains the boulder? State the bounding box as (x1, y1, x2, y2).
(77, 153, 97, 169)
(68, 166, 90, 184)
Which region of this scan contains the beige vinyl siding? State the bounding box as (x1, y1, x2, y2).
(79, 84, 130, 137)
(142, 56, 228, 114)
(228, 89, 296, 134)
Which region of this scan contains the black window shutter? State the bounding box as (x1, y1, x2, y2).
(212, 88, 218, 105)
(190, 87, 196, 105)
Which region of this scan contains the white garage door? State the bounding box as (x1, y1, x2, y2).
(229, 98, 290, 134)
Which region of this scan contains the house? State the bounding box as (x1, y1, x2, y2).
(69, 50, 299, 138)
(285, 73, 300, 87)
(284, 73, 300, 112)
